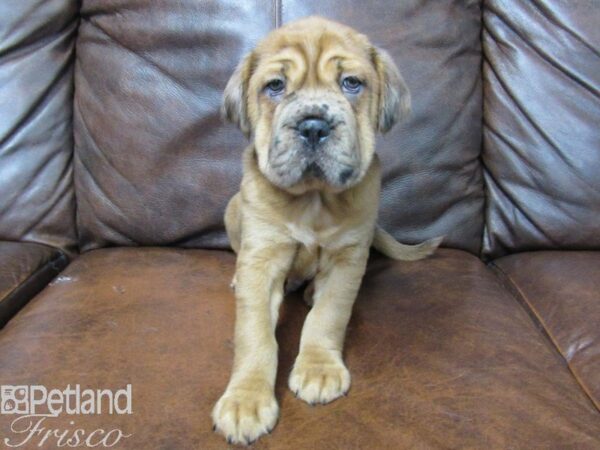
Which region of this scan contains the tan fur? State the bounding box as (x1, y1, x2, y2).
(212, 17, 442, 445)
(373, 226, 443, 261)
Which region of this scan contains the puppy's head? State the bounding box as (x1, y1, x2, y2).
(223, 16, 410, 194)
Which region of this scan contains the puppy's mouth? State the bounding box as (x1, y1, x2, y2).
(305, 162, 325, 179)
(265, 143, 359, 192)
(303, 161, 355, 185)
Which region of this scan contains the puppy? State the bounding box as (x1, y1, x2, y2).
(212, 16, 441, 445)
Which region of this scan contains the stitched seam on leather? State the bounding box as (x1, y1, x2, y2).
(0, 251, 69, 328)
(489, 261, 600, 413)
(72, 12, 83, 254)
(274, 0, 282, 28)
(477, 0, 486, 261)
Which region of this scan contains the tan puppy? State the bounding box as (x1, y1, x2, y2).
(212, 16, 441, 445)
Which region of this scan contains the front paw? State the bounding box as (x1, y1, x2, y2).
(212, 380, 278, 445)
(288, 347, 350, 405)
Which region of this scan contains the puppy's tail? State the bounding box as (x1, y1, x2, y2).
(372, 226, 443, 261)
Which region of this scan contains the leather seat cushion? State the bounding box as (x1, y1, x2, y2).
(0, 248, 598, 448)
(493, 251, 600, 410)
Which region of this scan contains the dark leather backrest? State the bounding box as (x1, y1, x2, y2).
(74, 0, 275, 252)
(74, 0, 484, 254)
(0, 0, 78, 253)
(482, 0, 600, 259)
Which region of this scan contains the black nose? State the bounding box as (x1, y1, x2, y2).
(297, 118, 331, 147)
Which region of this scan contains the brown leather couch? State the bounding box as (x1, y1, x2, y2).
(1, 1, 598, 448)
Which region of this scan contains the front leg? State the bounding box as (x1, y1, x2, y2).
(289, 244, 370, 404)
(212, 242, 295, 445)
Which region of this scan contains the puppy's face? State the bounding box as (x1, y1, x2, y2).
(223, 17, 410, 194)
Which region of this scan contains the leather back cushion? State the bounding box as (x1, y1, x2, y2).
(482, 0, 600, 258)
(0, 0, 78, 253)
(74, 0, 274, 251)
(75, 0, 484, 254)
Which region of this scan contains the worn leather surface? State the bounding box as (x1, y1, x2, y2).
(74, 0, 275, 252)
(0, 248, 598, 448)
(74, 0, 484, 255)
(493, 251, 600, 411)
(0, 0, 79, 253)
(0, 241, 68, 328)
(281, 1, 485, 255)
(482, 0, 600, 259)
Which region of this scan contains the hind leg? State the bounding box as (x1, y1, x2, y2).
(225, 192, 242, 254)
(302, 280, 315, 307)
(285, 245, 318, 300)
(225, 193, 242, 290)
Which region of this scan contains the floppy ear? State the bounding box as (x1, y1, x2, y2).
(372, 48, 411, 133)
(221, 52, 255, 138)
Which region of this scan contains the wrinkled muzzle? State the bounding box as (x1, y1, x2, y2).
(265, 92, 361, 190)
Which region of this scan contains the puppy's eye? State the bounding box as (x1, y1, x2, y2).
(265, 79, 285, 96)
(341, 76, 363, 94)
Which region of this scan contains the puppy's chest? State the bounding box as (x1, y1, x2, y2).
(283, 195, 353, 250)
